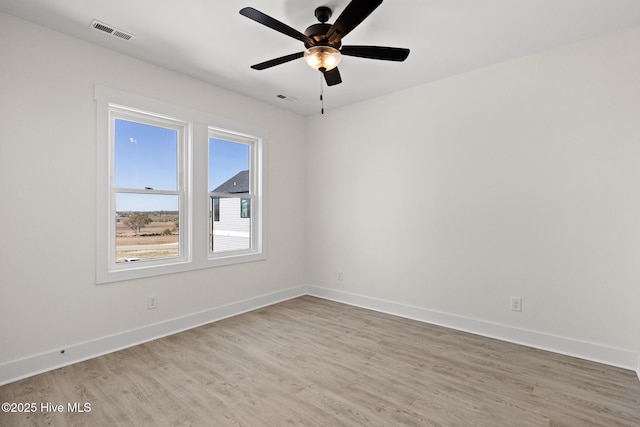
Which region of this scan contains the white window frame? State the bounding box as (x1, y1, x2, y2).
(208, 128, 261, 258)
(109, 107, 190, 271)
(96, 86, 266, 284)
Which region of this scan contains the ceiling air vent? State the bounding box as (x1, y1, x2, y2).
(90, 20, 135, 41)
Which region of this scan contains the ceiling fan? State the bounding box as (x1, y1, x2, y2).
(239, 0, 410, 86)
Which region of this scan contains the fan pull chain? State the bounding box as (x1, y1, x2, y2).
(320, 73, 324, 115)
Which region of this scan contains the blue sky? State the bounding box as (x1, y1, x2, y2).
(115, 120, 249, 212)
(115, 119, 177, 191)
(209, 138, 249, 192)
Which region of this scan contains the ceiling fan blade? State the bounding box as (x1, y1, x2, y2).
(323, 67, 342, 86)
(251, 52, 304, 70)
(326, 0, 383, 44)
(341, 45, 410, 61)
(240, 7, 315, 46)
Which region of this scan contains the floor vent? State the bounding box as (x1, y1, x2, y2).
(90, 20, 135, 41)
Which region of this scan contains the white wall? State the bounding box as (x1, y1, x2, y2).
(307, 27, 640, 355)
(0, 12, 307, 366)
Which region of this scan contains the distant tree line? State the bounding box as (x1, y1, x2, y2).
(118, 211, 179, 236)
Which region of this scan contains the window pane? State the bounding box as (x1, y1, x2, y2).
(115, 119, 178, 190)
(115, 193, 179, 263)
(211, 197, 251, 253)
(209, 138, 249, 193)
(209, 138, 251, 254)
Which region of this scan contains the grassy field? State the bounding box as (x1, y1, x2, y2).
(115, 214, 179, 262)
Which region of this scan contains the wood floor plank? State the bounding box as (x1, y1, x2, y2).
(1, 296, 639, 426)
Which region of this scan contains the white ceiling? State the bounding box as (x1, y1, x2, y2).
(2, 0, 640, 116)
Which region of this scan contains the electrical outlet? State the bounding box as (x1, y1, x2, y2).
(147, 295, 158, 310)
(337, 270, 343, 281)
(510, 297, 522, 312)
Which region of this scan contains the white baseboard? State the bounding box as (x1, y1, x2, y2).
(0, 285, 305, 386)
(305, 285, 639, 374)
(2, 284, 637, 386)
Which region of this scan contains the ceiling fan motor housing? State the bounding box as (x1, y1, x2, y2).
(304, 7, 339, 48)
(304, 23, 336, 47)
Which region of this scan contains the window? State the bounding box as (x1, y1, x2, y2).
(241, 198, 251, 219)
(212, 197, 220, 222)
(113, 111, 186, 265)
(96, 86, 266, 283)
(209, 134, 254, 254)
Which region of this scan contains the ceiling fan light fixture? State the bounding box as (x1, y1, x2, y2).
(304, 46, 341, 71)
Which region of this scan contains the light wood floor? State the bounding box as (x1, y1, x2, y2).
(1, 296, 639, 426)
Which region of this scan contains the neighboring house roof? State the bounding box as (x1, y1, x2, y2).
(212, 170, 249, 193)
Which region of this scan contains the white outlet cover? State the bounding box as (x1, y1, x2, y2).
(147, 295, 158, 309)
